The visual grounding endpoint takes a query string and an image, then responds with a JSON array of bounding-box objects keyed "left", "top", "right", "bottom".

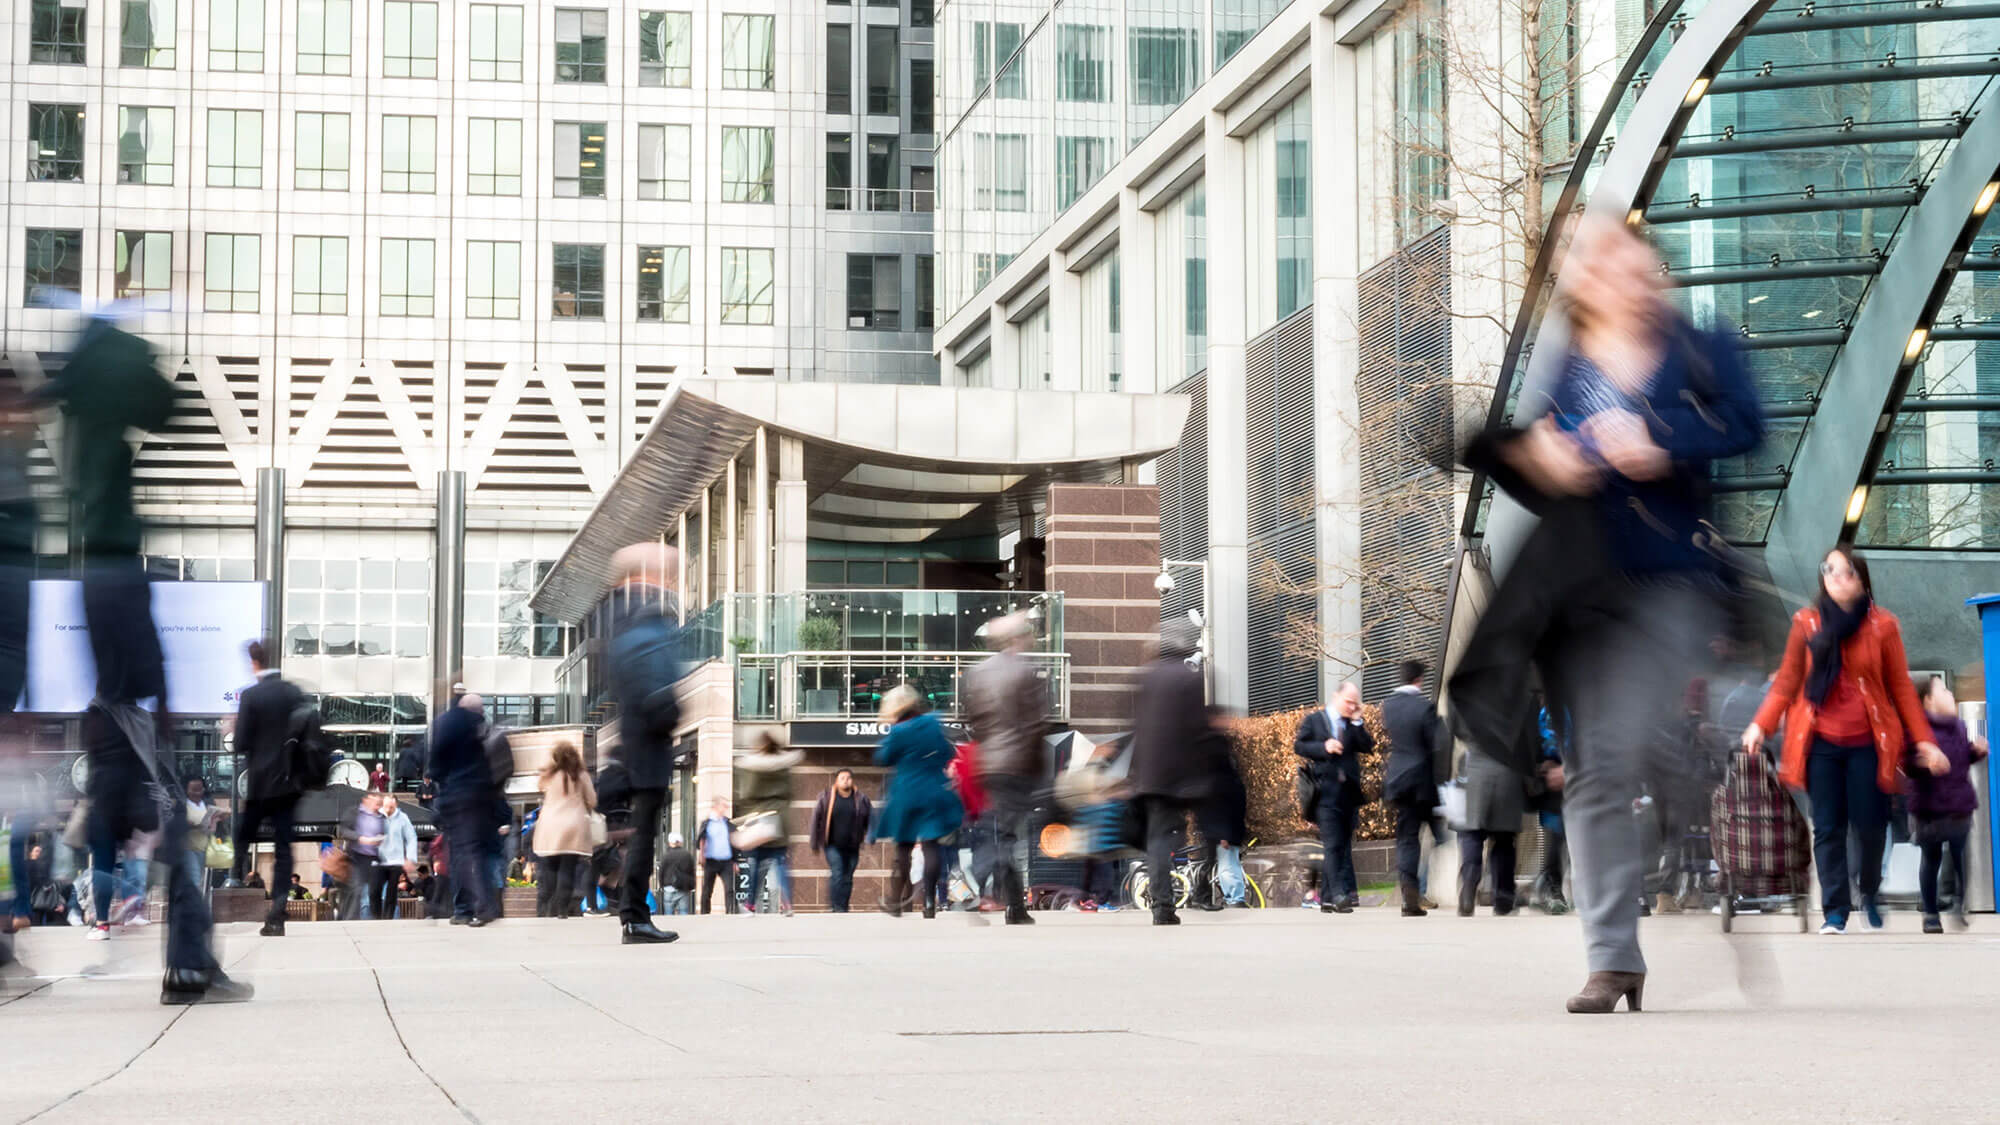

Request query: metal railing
[
  {"left": 734, "top": 650, "right": 1067, "bottom": 723},
  {"left": 825, "top": 185, "right": 935, "bottom": 213}
]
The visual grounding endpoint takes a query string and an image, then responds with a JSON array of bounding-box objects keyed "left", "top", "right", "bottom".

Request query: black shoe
[
  {"left": 1341, "top": 896, "right": 1361, "bottom": 909},
  {"left": 1229, "top": 901, "right": 1251, "bottom": 909},
  {"left": 161, "top": 969, "right": 255, "bottom": 1006},
  {"left": 1402, "top": 905, "right": 1428, "bottom": 917},
  {"left": 621, "top": 922, "right": 680, "bottom": 945},
  {"left": 1200, "top": 900, "right": 1225, "bottom": 912},
  {"left": 466, "top": 916, "right": 493, "bottom": 928},
  {"left": 1321, "top": 901, "right": 1352, "bottom": 914},
  {"left": 259, "top": 920, "right": 285, "bottom": 937},
  {"left": 449, "top": 915, "right": 471, "bottom": 926},
  {"left": 1924, "top": 914, "right": 1944, "bottom": 935},
  {"left": 1152, "top": 911, "right": 1180, "bottom": 926},
  {"left": 922, "top": 903, "right": 937, "bottom": 920},
  {"left": 1004, "top": 908, "right": 1035, "bottom": 925}
]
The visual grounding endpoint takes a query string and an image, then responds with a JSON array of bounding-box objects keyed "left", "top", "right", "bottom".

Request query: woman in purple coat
[{"left": 1907, "top": 677, "right": 1989, "bottom": 933}]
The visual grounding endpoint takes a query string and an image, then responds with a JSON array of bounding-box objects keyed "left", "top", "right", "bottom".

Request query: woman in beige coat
[{"left": 535, "top": 743, "right": 598, "bottom": 918}]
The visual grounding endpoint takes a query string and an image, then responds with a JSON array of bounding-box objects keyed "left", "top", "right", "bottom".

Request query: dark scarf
[{"left": 1805, "top": 594, "right": 1870, "bottom": 708}]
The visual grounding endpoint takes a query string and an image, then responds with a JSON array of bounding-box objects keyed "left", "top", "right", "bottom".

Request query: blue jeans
[
  {"left": 746, "top": 845, "right": 792, "bottom": 912},
  {"left": 1808, "top": 739, "right": 1887, "bottom": 926},
  {"left": 1216, "top": 843, "right": 1246, "bottom": 904},
  {"left": 824, "top": 845, "right": 859, "bottom": 912}
]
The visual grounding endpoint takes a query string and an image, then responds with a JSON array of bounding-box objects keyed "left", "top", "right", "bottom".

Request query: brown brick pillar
[{"left": 1045, "top": 484, "right": 1161, "bottom": 738}]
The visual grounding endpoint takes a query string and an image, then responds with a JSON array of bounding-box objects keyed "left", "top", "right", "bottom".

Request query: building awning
[{"left": 530, "top": 380, "right": 1191, "bottom": 623}]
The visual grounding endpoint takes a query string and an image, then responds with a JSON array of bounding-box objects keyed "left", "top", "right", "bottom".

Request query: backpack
[
  {"left": 1295, "top": 763, "right": 1321, "bottom": 822},
  {"left": 483, "top": 725, "right": 515, "bottom": 787},
  {"left": 284, "top": 702, "right": 333, "bottom": 792}
]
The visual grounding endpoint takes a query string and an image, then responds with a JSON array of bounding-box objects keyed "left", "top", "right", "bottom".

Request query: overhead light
[
  {"left": 1846, "top": 485, "right": 1868, "bottom": 524},
  {"left": 1683, "top": 76, "right": 1710, "bottom": 107},
  {"left": 1626, "top": 208, "right": 1644, "bottom": 226},
  {"left": 1905, "top": 326, "right": 1929, "bottom": 360},
  {"left": 1747, "top": 294, "right": 1768, "bottom": 304},
  {"left": 1801, "top": 309, "right": 1822, "bottom": 319},
  {"left": 1977, "top": 181, "right": 2000, "bottom": 216}
]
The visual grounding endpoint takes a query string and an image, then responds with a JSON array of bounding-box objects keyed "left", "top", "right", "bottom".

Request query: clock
[
  {"left": 329, "top": 759, "right": 369, "bottom": 789},
  {"left": 69, "top": 754, "right": 89, "bottom": 795}
]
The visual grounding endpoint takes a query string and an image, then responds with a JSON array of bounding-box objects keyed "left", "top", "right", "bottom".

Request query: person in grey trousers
[{"left": 962, "top": 613, "right": 1048, "bottom": 926}]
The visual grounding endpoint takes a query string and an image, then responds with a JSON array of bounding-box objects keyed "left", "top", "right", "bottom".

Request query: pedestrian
[
  {"left": 604, "top": 542, "right": 685, "bottom": 945},
  {"left": 533, "top": 741, "right": 597, "bottom": 919},
  {"left": 734, "top": 732, "right": 802, "bottom": 916},
  {"left": 951, "top": 740, "right": 1000, "bottom": 910},
  {"left": 1457, "top": 738, "right": 1527, "bottom": 917},
  {"left": 1907, "top": 676, "right": 1985, "bottom": 934},
  {"left": 962, "top": 612, "right": 1049, "bottom": 926},
  {"left": 1532, "top": 707, "right": 1571, "bottom": 914},
  {"left": 182, "top": 777, "right": 217, "bottom": 886},
  {"left": 1130, "top": 622, "right": 1223, "bottom": 926},
  {"left": 871, "top": 686, "right": 965, "bottom": 919},
  {"left": 809, "top": 768, "right": 874, "bottom": 913},
  {"left": 1742, "top": 545, "right": 1941, "bottom": 935},
  {"left": 696, "top": 799, "right": 740, "bottom": 915},
  {"left": 657, "top": 833, "right": 695, "bottom": 916},
  {"left": 1197, "top": 712, "right": 1250, "bottom": 910},
  {"left": 1293, "top": 682, "right": 1371, "bottom": 914},
  {"left": 375, "top": 794, "right": 419, "bottom": 920},
  {"left": 339, "top": 790, "right": 387, "bottom": 920},
  {"left": 230, "top": 639, "right": 308, "bottom": 937},
  {"left": 368, "top": 763, "right": 390, "bottom": 794},
  {"left": 1380, "top": 660, "right": 1447, "bottom": 917},
  {"left": 287, "top": 873, "right": 311, "bottom": 901},
  {"left": 430, "top": 692, "right": 500, "bottom": 927}
]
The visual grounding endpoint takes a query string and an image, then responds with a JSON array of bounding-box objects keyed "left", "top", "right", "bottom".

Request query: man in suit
[
  {"left": 1295, "top": 682, "right": 1371, "bottom": 913},
  {"left": 606, "top": 543, "right": 684, "bottom": 945},
  {"left": 963, "top": 612, "right": 1049, "bottom": 926},
  {"left": 1381, "top": 660, "right": 1447, "bottom": 917},
  {"left": 232, "top": 639, "right": 308, "bottom": 937},
  {"left": 1128, "top": 622, "right": 1220, "bottom": 926}
]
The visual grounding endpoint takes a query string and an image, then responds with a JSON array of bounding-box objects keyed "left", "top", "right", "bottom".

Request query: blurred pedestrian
[
  {"left": 810, "top": 768, "right": 873, "bottom": 913},
  {"left": 962, "top": 612, "right": 1048, "bottom": 925},
  {"left": 696, "top": 799, "right": 739, "bottom": 915},
  {"left": 231, "top": 640, "right": 307, "bottom": 936},
  {"left": 1130, "top": 623, "right": 1222, "bottom": 926},
  {"left": 1453, "top": 215, "right": 1765, "bottom": 1013},
  {"left": 534, "top": 741, "right": 597, "bottom": 919},
  {"left": 1197, "top": 711, "right": 1249, "bottom": 910},
  {"left": 604, "top": 543, "right": 685, "bottom": 945},
  {"left": 871, "top": 686, "right": 964, "bottom": 919},
  {"left": 1294, "top": 683, "right": 1370, "bottom": 914},
  {"left": 375, "top": 794, "right": 419, "bottom": 920},
  {"left": 1908, "top": 676, "right": 1985, "bottom": 933},
  {"left": 1456, "top": 744, "right": 1525, "bottom": 917},
  {"left": 339, "top": 790, "right": 387, "bottom": 920},
  {"left": 1533, "top": 707, "right": 1571, "bottom": 914},
  {"left": 182, "top": 777, "right": 218, "bottom": 889},
  {"left": 656, "top": 832, "right": 695, "bottom": 916},
  {"left": 735, "top": 731, "right": 802, "bottom": 916},
  {"left": 1743, "top": 546, "right": 1939, "bottom": 935},
  {"left": 1381, "top": 660, "right": 1446, "bottom": 917},
  {"left": 431, "top": 692, "right": 499, "bottom": 926}
]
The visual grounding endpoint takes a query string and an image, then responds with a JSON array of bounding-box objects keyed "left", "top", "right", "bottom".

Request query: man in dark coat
[
  {"left": 809, "top": 768, "right": 874, "bottom": 913},
  {"left": 231, "top": 640, "right": 308, "bottom": 934},
  {"left": 1380, "top": 660, "right": 1447, "bottom": 916},
  {"left": 428, "top": 692, "right": 497, "bottom": 925},
  {"left": 1128, "top": 622, "right": 1217, "bottom": 926},
  {"left": 605, "top": 543, "right": 685, "bottom": 944},
  {"left": 1294, "top": 682, "right": 1372, "bottom": 913},
  {"left": 962, "top": 612, "right": 1048, "bottom": 926}
]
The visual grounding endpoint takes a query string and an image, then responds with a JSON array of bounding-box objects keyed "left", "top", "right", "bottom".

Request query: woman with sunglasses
[{"left": 1743, "top": 545, "right": 1940, "bottom": 934}]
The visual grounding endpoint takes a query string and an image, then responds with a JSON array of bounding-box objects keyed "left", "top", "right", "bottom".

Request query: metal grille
[
  {"left": 1156, "top": 371, "right": 1207, "bottom": 626},
  {"left": 1357, "top": 228, "right": 1454, "bottom": 701},
  {"left": 1246, "top": 306, "right": 1318, "bottom": 714}
]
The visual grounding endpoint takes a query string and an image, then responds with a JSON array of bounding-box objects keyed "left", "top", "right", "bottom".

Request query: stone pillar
[
  {"left": 752, "top": 427, "right": 771, "bottom": 640},
  {"left": 1045, "top": 484, "right": 1162, "bottom": 738},
  {"left": 1119, "top": 186, "right": 1158, "bottom": 395},
  {"left": 432, "top": 470, "right": 466, "bottom": 714},
  {"left": 1310, "top": 19, "right": 1364, "bottom": 696},
  {"left": 1048, "top": 249, "right": 1083, "bottom": 392},
  {"left": 774, "top": 435, "right": 808, "bottom": 594},
  {"left": 675, "top": 511, "right": 689, "bottom": 624},
  {"left": 254, "top": 467, "right": 285, "bottom": 659},
  {"left": 724, "top": 456, "right": 739, "bottom": 647},
  {"left": 1202, "top": 111, "right": 1252, "bottom": 714}
]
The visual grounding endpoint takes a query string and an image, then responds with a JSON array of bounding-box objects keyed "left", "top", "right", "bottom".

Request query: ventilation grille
[
  {"left": 1157, "top": 371, "right": 1207, "bottom": 627},
  {"left": 462, "top": 364, "right": 594, "bottom": 496},
  {"left": 1245, "top": 306, "right": 1318, "bottom": 715}
]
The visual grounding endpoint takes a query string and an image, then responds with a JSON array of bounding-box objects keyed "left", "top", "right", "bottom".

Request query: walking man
[
  {"left": 696, "top": 799, "right": 739, "bottom": 915},
  {"left": 605, "top": 542, "right": 685, "bottom": 945},
  {"left": 1380, "top": 661, "right": 1446, "bottom": 917},
  {"left": 963, "top": 612, "right": 1048, "bottom": 926},
  {"left": 375, "top": 794, "right": 419, "bottom": 919},
  {"left": 656, "top": 833, "right": 696, "bottom": 916},
  {"left": 233, "top": 640, "right": 308, "bottom": 936},
  {"left": 1295, "top": 683, "right": 1371, "bottom": 913},
  {"left": 810, "top": 768, "right": 873, "bottom": 913},
  {"left": 429, "top": 692, "right": 499, "bottom": 926},
  {"left": 1128, "top": 622, "right": 1222, "bottom": 926}
]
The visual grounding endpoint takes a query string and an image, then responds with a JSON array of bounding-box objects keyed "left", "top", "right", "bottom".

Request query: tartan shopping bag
[{"left": 1710, "top": 750, "right": 1810, "bottom": 896}]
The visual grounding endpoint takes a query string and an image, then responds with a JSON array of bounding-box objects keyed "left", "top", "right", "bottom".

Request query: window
[
  {"left": 204, "top": 233, "right": 260, "bottom": 312},
  {"left": 380, "top": 238, "right": 434, "bottom": 316},
  {"left": 552, "top": 244, "right": 604, "bottom": 319},
  {"left": 910, "top": 164, "right": 934, "bottom": 212},
  {"left": 720, "top": 248, "right": 774, "bottom": 324},
  {"left": 1056, "top": 135, "right": 1107, "bottom": 210},
  {"left": 468, "top": 4, "right": 522, "bottom": 80},
  {"left": 865, "top": 26, "right": 898, "bottom": 115},
  {"left": 720, "top": 126, "right": 774, "bottom": 203},
  {"left": 206, "top": 109, "right": 262, "bottom": 188},
  {"left": 121, "top": 0, "right": 175, "bottom": 67},
  {"left": 29, "top": 104, "right": 85, "bottom": 183},
  {"left": 209, "top": 0, "right": 263, "bottom": 71},
  {"left": 722, "top": 14, "right": 774, "bottom": 90},
  {"left": 25, "top": 229, "right": 82, "bottom": 308},
  {"left": 915, "top": 254, "right": 934, "bottom": 330},
  {"left": 637, "top": 245, "right": 690, "bottom": 322},
  {"left": 382, "top": 0, "right": 435, "bottom": 76},
  {"left": 976, "top": 133, "right": 1028, "bottom": 211},
  {"left": 297, "top": 0, "right": 349, "bottom": 73},
  {"left": 382, "top": 115, "right": 436, "bottom": 193},
  {"left": 295, "top": 111, "right": 349, "bottom": 190},
  {"left": 555, "top": 8, "right": 607, "bottom": 83},
  {"left": 468, "top": 118, "right": 521, "bottom": 195},
  {"left": 288, "top": 552, "right": 432, "bottom": 662},
  {"left": 1079, "top": 249, "right": 1120, "bottom": 391},
  {"left": 1058, "top": 24, "right": 1110, "bottom": 102},
  {"left": 846, "top": 254, "right": 898, "bottom": 330},
  {"left": 1215, "top": 0, "right": 1283, "bottom": 70},
  {"left": 114, "top": 230, "right": 172, "bottom": 304},
  {"left": 1394, "top": 0, "right": 1447, "bottom": 242},
  {"left": 466, "top": 241, "right": 519, "bottom": 318},
  {"left": 827, "top": 24, "right": 851, "bottom": 115},
  {"left": 827, "top": 132, "right": 851, "bottom": 210},
  {"left": 467, "top": 561, "right": 563, "bottom": 659},
  {"left": 555, "top": 122, "right": 607, "bottom": 198},
  {"left": 31, "top": 0, "right": 87, "bottom": 64},
  {"left": 116, "top": 106, "right": 173, "bottom": 185},
  {"left": 638, "top": 11, "right": 691, "bottom": 86},
  {"left": 973, "top": 22, "right": 1024, "bottom": 98},
  {"left": 637, "top": 124, "right": 689, "bottom": 201},
  {"left": 1128, "top": 25, "right": 1198, "bottom": 145},
  {"left": 866, "top": 134, "right": 898, "bottom": 211},
  {"left": 293, "top": 236, "right": 347, "bottom": 315},
  {"left": 910, "top": 59, "right": 934, "bottom": 133},
  {"left": 1243, "top": 95, "right": 1311, "bottom": 331},
  {"left": 911, "top": 0, "right": 932, "bottom": 27},
  {"left": 1154, "top": 178, "right": 1206, "bottom": 385}
]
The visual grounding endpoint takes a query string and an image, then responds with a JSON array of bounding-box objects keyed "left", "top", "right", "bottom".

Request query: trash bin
[
  {"left": 1963, "top": 595, "right": 2000, "bottom": 912},
  {"left": 1962, "top": 701, "right": 1993, "bottom": 913}
]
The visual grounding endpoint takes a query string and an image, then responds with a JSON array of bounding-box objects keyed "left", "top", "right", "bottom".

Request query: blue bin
[{"left": 1964, "top": 594, "right": 2000, "bottom": 910}]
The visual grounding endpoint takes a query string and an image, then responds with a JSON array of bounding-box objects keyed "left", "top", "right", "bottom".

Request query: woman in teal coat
[{"left": 872, "top": 685, "right": 966, "bottom": 918}]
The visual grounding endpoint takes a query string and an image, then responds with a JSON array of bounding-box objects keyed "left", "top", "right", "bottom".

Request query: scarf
[{"left": 1805, "top": 594, "right": 1870, "bottom": 708}]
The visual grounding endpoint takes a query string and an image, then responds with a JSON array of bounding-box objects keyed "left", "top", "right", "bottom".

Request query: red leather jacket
[{"left": 1753, "top": 605, "right": 1935, "bottom": 795}]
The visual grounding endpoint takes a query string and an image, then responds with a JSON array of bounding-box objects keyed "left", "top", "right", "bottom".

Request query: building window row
[
  {"left": 845, "top": 252, "right": 934, "bottom": 332},
  {"left": 28, "top": 107, "right": 768, "bottom": 204},
  {"left": 25, "top": 228, "right": 752, "bottom": 325},
  {"left": 33, "top": 0, "right": 770, "bottom": 90}
]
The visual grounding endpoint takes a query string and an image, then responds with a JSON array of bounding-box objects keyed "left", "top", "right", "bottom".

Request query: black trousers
[
  {"left": 234, "top": 794, "right": 300, "bottom": 923},
  {"left": 1142, "top": 796, "right": 1192, "bottom": 916},
  {"left": 539, "top": 854, "right": 584, "bottom": 917},
  {"left": 1459, "top": 830, "right": 1518, "bottom": 913},
  {"left": 1391, "top": 798, "right": 1439, "bottom": 886},
  {"left": 984, "top": 774, "right": 1036, "bottom": 912},
  {"left": 1318, "top": 802, "right": 1360, "bottom": 902},
  {"left": 700, "top": 857, "right": 739, "bottom": 914},
  {"left": 440, "top": 800, "right": 496, "bottom": 921},
  {"left": 620, "top": 787, "right": 665, "bottom": 924},
  {"left": 368, "top": 865, "right": 399, "bottom": 919}
]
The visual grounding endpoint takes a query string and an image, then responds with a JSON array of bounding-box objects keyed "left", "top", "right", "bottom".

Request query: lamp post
[{"left": 1155, "top": 559, "right": 1211, "bottom": 701}]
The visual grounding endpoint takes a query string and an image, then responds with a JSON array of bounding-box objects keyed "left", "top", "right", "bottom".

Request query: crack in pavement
[
  {"left": 519, "top": 963, "right": 693, "bottom": 1056},
  {"left": 351, "top": 933, "right": 482, "bottom": 1124},
  {"left": 14, "top": 1004, "right": 190, "bottom": 1124}
]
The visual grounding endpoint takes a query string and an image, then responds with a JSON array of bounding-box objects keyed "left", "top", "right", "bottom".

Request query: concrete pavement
[{"left": 1, "top": 904, "right": 1994, "bottom": 1123}]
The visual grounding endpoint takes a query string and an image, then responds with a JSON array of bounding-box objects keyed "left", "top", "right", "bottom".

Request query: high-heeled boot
[{"left": 1565, "top": 971, "right": 1645, "bottom": 1014}]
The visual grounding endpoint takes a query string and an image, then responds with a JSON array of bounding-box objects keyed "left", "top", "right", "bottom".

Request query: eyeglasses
[{"left": 1820, "top": 562, "right": 1856, "bottom": 580}]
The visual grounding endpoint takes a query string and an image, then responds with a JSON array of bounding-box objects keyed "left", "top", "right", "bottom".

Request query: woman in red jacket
[{"left": 1742, "top": 545, "right": 1940, "bottom": 934}]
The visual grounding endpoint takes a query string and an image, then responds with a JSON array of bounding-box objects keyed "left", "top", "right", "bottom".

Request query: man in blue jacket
[{"left": 429, "top": 692, "right": 497, "bottom": 926}]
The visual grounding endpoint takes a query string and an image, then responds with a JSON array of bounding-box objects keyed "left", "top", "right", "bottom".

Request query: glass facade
[
  {"left": 1244, "top": 94, "right": 1310, "bottom": 332},
  {"left": 1154, "top": 177, "right": 1206, "bottom": 387},
  {"left": 1078, "top": 249, "right": 1120, "bottom": 391}
]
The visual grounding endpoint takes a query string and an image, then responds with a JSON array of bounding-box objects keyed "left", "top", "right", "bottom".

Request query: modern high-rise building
[{"left": 4, "top": 0, "right": 939, "bottom": 761}]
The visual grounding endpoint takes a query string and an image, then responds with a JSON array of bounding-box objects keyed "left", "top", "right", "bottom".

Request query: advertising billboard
[{"left": 23, "top": 580, "right": 265, "bottom": 715}]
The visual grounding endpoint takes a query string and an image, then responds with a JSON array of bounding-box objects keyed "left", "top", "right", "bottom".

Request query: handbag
[
  {"left": 730, "top": 811, "right": 781, "bottom": 852},
  {"left": 63, "top": 800, "right": 91, "bottom": 850},
  {"left": 30, "top": 880, "right": 66, "bottom": 916},
  {"left": 1436, "top": 780, "right": 1469, "bottom": 831},
  {"left": 1295, "top": 764, "right": 1321, "bottom": 821},
  {"left": 321, "top": 846, "right": 353, "bottom": 884},
  {"left": 587, "top": 811, "right": 608, "bottom": 848},
  {"left": 204, "top": 835, "right": 236, "bottom": 871}
]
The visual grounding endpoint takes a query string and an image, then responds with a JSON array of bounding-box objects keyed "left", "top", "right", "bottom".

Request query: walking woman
[
  {"left": 1742, "top": 546, "right": 1940, "bottom": 934},
  {"left": 534, "top": 742, "right": 597, "bottom": 918},
  {"left": 872, "top": 686, "right": 964, "bottom": 918}
]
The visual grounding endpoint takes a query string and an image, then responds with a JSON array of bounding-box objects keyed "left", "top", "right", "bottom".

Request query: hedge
[{"left": 1227, "top": 705, "right": 1395, "bottom": 843}]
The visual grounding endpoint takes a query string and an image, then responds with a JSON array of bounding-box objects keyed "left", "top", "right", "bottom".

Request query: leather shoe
[
  {"left": 449, "top": 915, "right": 471, "bottom": 926},
  {"left": 621, "top": 922, "right": 680, "bottom": 944},
  {"left": 162, "top": 968, "right": 256, "bottom": 1006},
  {"left": 259, "top": 920, "right": 285, "bottom": 937},
  {"left": 1004, "top": 908, "right": 1035, "bottom": 925},
  {"left": 1152, "top": 911, "right": 1180, "bottom": 926},
  {"left": 466, "top": 916, "right": 493, "bottom": 928},
  {"left": 1321, "top": 901, "right": 1353, "bottom": 914}
]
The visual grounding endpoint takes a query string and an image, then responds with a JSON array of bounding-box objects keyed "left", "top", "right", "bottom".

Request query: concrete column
[
  {"left": 1202, "top": 111, "right": 1251, "bottom": 714},
  {"left": 988, "top": 306, "right": 1020, "bottom": 390},
  {"left": 431, "top": 470, "right": 467, "bottom": 714},
  {"left": 699, "top": 485, "right": 713, "bottom": 612},
  {"left": 1310, "top": 19, "right": 1363, "bottom": 695},
  {"left": 775, "top": 435, "right": 808, "bottom": 594},
  {"left": 1048, "top": 250, "right": 1084, "bottom": 391},
  {"left": 723, "top": 456, "right": 739, "bottom": 647},
  {"left": 675, "top": 511, "right": 689, "bottom": 624},
  {"left": 1119, "top": 187, "right": 1158, "bottom": 394},
  {"left": 254, "top": 467, "right": 285, "bottom": 659},
  {"left": 752, "top": 427, "right": 771, "bottom": 641}
]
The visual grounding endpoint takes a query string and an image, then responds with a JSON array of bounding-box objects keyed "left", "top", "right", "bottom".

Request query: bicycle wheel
[
  {"left": 1170, "top": 868, "right": 1193, "bottom": 909},
  {"left": 1127, "top": 869, "right": 1152, "bottom": 910},
  {"left": 1243, "top": 874, "right": 1267, "bottom": 909}
]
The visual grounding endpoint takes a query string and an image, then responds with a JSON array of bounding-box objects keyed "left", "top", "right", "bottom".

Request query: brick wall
[{"left": 1045, "top": 484, "right": 1161, "bottom": 738}]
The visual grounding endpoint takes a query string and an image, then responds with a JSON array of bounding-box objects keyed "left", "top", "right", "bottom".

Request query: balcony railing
[
  {"left": 734, "top": 650, "right": 1067, "bottom": 723},
  {"left": 825, "top": 186, "right": 935, "bottom": 213}
]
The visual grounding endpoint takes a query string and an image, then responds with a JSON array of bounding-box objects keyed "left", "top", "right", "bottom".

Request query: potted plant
[{"left": 797, "top": 613, "right": 842, "bottom": 651}]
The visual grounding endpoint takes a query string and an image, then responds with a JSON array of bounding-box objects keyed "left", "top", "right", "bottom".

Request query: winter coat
[
  {"left": 1907, "top": 714, "right": 1986, "bottom": 821},
  {"left": 1294, "top": 708, "right": 1372, "bottom": 814},
  {"left": 963, "top": 650, "right": 1049, "bottom": 779},
  {"left": 535, "top": 769, "right": 598, "bottom": 857},
  {"left": 1752, "top": 604, "right": 1935, "bottom": 795},
  {"left": 1130, "top": 658, "right": 1217, "bottom": 801},
  {"left": 733, "top": 748, "right": 803, "bottom": 821},
  {"left": 809, "top": 787, "right": 874, "bottom": 853},
  {"left": 1461, "top": 747, "right": 1529, "bottom": 834},
  {"left": 872, "top": 712, "right": 966, "bottom": 844}
]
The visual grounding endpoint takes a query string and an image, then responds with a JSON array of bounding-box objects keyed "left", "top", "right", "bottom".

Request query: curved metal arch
[{"left": 1762, "top": 98, "right": 2000, "bottom": 592}]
